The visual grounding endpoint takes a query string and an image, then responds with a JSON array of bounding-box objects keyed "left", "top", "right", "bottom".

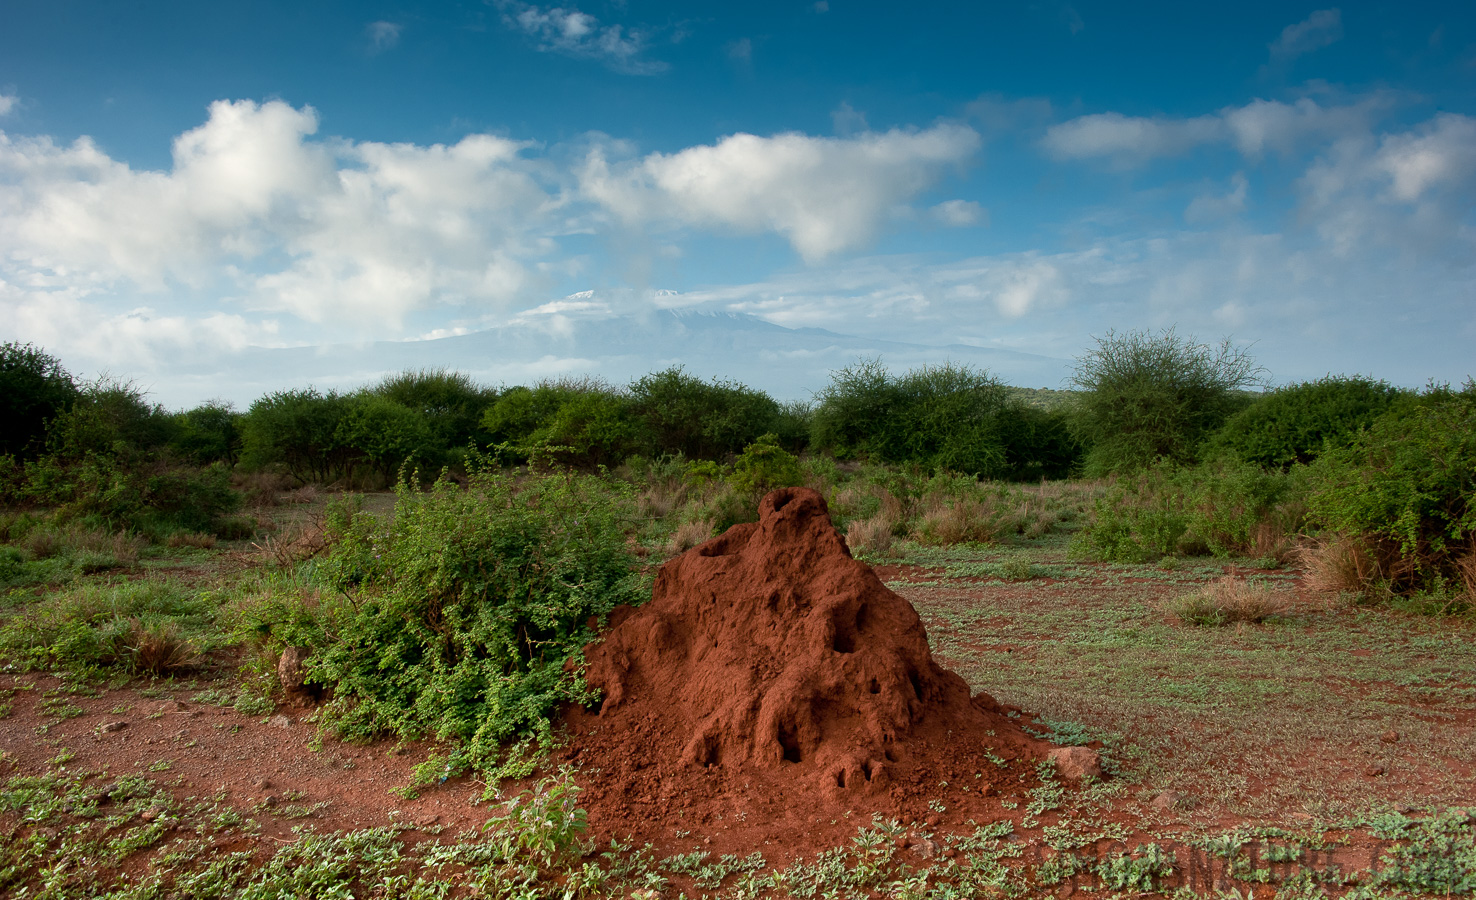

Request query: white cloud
[
  {"left": 830, "top": 101, "right": 867, "bottom": 136},
  {"left": 1041, "top": 111, "right": 1223, "bottom": 165},
  {"left": 1375, "top": 113, "right": 1476, "bottom": 202},
  {"left": 930, "top": 199, "right": 984, "bottom": 226},
  {"left": 496, "top": 2, "right": 667, "bottom": 74},
  {"left": 0, "top": 99, "right": 561, "bottom": 341},
  {"left": 1044, "top": 95, "right": 1388, "bottom": 166},
  {"left": 366, "top": 21, "right": 402, "bottom": 53},
  {"left": 0, "top": 93, "right": 16, "bottom": 117},
  {"left": 1185, "top": 172, "right": 1249, "bottom": 222},
  {"left": 580, "top": 124, "right": 982, "bottom": 261},
  {"left": 1269, "top": 9, "right": 1343, "bottom": 65}
]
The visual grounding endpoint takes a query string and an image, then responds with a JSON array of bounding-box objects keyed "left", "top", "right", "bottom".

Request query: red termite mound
[{"left": 561, "top": 487, "right": 1048, "bottom": 850}]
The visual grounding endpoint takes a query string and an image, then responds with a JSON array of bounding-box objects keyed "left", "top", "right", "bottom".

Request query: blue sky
[{"left": 1, "top": 1, "right": 1473, "bottom": 405}]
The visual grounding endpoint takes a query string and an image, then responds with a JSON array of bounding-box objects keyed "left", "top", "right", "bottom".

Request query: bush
[
  {"left": 240, "top": 388, "right": 354, "bottom": 484},
  {"left": 1070, "top": 328, "right": 1262, "bottom": 475},
  {"left": 1074, "top": 460, "right": 1301, "bottom": 563},
  {"left": 628, "top": 367, "right": 782, "bottom": 460},
  {"left": 1209, "top": 376, "right": 1410, "bottom": 469},
  {"left": 728, "top": 433, "right": 803, "bottom": 498},
  {"left": 334, "top": 393, "right": 436, "bottom": 482},
  {"left": 169, "top": 401, "right": 243, "bottom": 466},
  {"left": 371, "top": 368, "right": 497, "bottom": 451},
  {"left": 482, "top": 379, "right": 638, "bottom": 467},
  {"left": 308, "top": 470, "right": 645, "bottom": 779},
  {"left": 0, "top": 342, "right": 78, "bottom": 460},
  {"left": 811, "top": 360, "right": 1026, "bottom": 479},
  {"left": 1304, "top": 383, "right": 1476, "bottom": 603}
]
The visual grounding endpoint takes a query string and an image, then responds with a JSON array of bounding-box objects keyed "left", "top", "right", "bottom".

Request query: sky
[{"left": 1, "top": 0, "right": 1473, "bottom": 406}]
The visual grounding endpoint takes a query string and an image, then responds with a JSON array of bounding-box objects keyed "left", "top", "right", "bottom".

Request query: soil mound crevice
[{"left": 563, "top": 487, "right": 1048, "bottom": 845}]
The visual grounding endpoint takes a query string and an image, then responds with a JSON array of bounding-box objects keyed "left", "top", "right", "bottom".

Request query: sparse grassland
[{"left": 1, "top": 467, "right": 1473, "bottom": 899}]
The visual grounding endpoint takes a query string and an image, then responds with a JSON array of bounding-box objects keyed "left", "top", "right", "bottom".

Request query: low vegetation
[{"left": 0, "top": 333, "right": 1472, "bottom": 896}]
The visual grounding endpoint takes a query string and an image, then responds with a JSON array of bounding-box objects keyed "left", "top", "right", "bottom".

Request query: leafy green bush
[
  {"left": 334, "top": 393, "right": 435, "bottom": 481},
  {"left": 1304, "top": 384, "right": 1476, "bottom": 602},
  {"left": 308, "top": 470, "right": 644, "bottom": 780},
  {"left": 728, "top": 434, "right": 803, "bottom": 498},
  {"left": 811, "top": 359, "right": 1028, "bottom": 479},
  {"left": 239, "top": 388, "right": 354, "bottom": 484},
  {"left": 1070, "top": 328, "right": 1262, "bottom": 475},
  {"left": 0, "top": 342, "right": 79, "bottom": 461},
  {"left": 481, "top": 379, "right": 639, "bottom": 467},
  {"left": 371, "top": 368, "right": 497, "bottom": 451},
  {"left": 168, "top": 401, "right": 243, "bottom": 466},
  {"left": 1209, "top": 376, "right": 1410, "bottom": 469},
  {"left": 628, "top": 367, "right": 783, "bottom": 460},
  {"left": 1075, "top": 459, "right": 1300, "bottom": 563}
]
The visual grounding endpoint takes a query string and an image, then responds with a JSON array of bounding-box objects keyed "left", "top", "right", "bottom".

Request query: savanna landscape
[{"left": 1, "top": 332, "right": 1473, "bottom": 899}]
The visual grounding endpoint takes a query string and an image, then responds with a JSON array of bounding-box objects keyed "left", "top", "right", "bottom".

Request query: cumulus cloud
[
  {"left": 366, "top": 21, "right": 402, "bottom": 53},
  {"left": 1298, "top": 112, "right": 1476, "bottom": 255},
  {"left": 496, "top": 1, "right": 667, "bottom": 74},
  {"left": 0, "top": 93, "right": 16, "bottom": 117},
  {"left": 580, "top": 124, "right": 982, "bottom": 261},
  {"left": 1269, "top": 9, "right": 1343, "bottom": 65},
  {"left": 0, "top": 99, "right": 559, "bottom": 340}
]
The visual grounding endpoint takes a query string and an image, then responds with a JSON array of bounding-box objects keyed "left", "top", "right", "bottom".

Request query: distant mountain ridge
[{"left": 169, "top": 308, "right": 1072, "bottom": 407}]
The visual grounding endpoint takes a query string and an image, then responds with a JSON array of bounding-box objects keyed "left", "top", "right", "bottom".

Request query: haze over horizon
[{"left": 2, "top": 1, "right": 1473, "bottom": 409}]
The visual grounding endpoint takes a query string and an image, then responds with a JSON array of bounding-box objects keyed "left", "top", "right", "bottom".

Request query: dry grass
[
  {"left": 666, "top": 519, "right": 715, "bottom": 556},
  {"left": 914, "top": 496, "right": 1000, "bottom": 545},
  {"left": 846, "top": 513, "right": 896, "bottom": 557},
  {"left": 1248, "top": 519, "right": 1297, "bottom": 566},
  {"left": 1172, "top": 576, "right": 1290, "bottom": 626},
  {"left": 248, "top": 515, "right": 328, "bottom": 566},
  {"left": 166, "top": 532, "right": 218, "bottom": 550},
  {"left": 127, "top": 620, "right": 201, "bottom": 675},
  {"left": 1301, "top": 533, "right": 1383, "bottom": 594}
]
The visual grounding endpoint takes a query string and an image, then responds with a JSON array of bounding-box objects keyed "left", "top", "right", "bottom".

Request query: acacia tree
[{"left": 1070, "top": 328, "right": 1263, "bottom": 475}]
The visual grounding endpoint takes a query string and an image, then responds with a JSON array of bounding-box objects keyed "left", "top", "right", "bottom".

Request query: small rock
[
  {"left": 278, "top": 646, "right": 312, "bottom": 695},
  {"left": 917, "top": 837, "right": 940, "bottom": 859},
  {"left": 140, "top": 807, "right": 161, "bottom": 822},
  {"left": 262, "top": 794, "right": 278, "bottom": 808},
  {"left": 1046, "top": 747, "right": 1102, "bottom": 781},
  {"left": 255, "top": 779, "right": 272, "bottom": 790},
  {"left": 1365, "top": 765, "right": 1384, "bottom": 777},
  {"left": 99, "top": 721, "right": 127, "bottom": 733},
  {"left": 1380, "top": 730, "right": 1400, "bottom": 744},
  {"left": 155, "top": 700, "right": 187, "bottom": 713},
  {"left": 894, "top": 834, "right": 911, "bottom": 850},
  {"left": 1151, "top": 790, "right": 1184, "bottom": 811},
  {"left": 925, "top": 813, "right": 942, "bottom": 827},
  {"left": 268, "top": 714, "right": 291, "bottom": 728}
]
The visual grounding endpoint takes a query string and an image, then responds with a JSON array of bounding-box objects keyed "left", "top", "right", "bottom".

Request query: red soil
[{"left": 561, "top": 487, "right": 1050, "bottom": 855}]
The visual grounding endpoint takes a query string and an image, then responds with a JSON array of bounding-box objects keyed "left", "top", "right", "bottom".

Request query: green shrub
[
  {"left": 1209, "top": 376, "right": 1410, "bottom": 469},
  {"left": 371, "top": 368, "right": 497, "bottom": 450},
  {"left": 811, "top": 359, "right": 1027, "bottom": 479},
  {"left": 308, "top": 469, "right": 644, "bottom": 780},
  {"left": 1304, "top": 384, "right": 1476, "bottom": 601},
  {"left": 240, "top": 388, "right": 354, "bottom": 484},
  {"left": 0, "top": 342, "right": 79, "bottom": 461},
  {"left": 169, "top": 401, "right": 243, "bottom": 466},
  {"left": 728, "top": 434, "right": 803, "bottom": 498},
  {"left": 1075, "top": 460, "right": 1301, "bottom": 563},
  {"left": 628, "top": 367, "right": 783, "bottom": 460},
  {"left": 1069, "top": 328, "right": 1262, "bottom": 475},
  {"left": 334, "top": 393, "right": 435, "bottom": 481}
]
